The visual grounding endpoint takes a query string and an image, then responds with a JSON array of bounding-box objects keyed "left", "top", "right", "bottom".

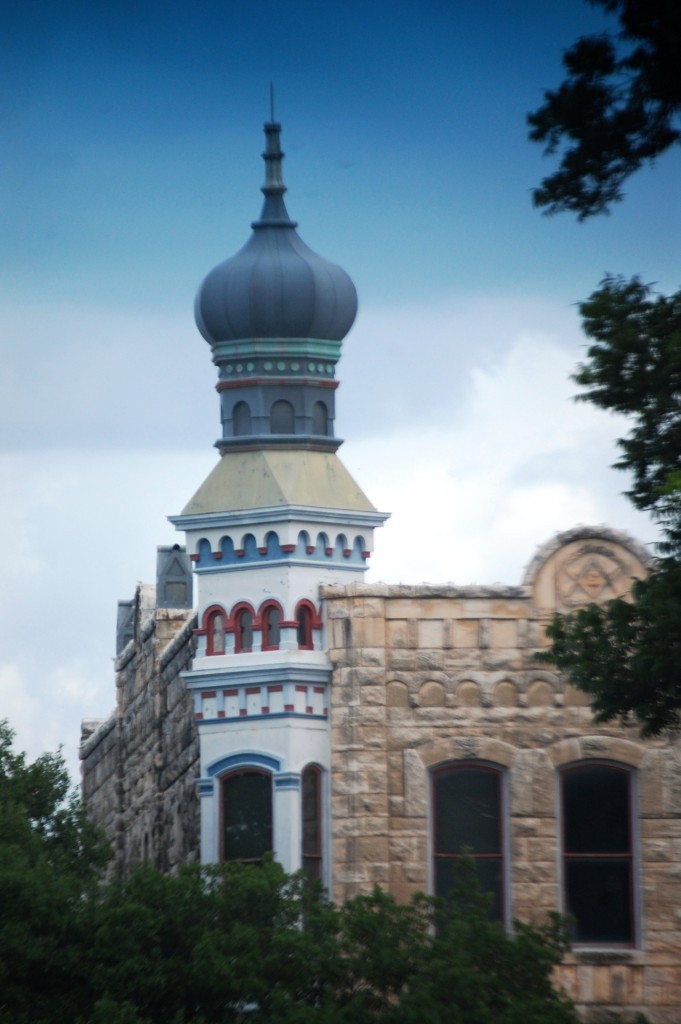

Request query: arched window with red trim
[
  {"left": 260, "top": 601, "right": 282, "bottom": 651},
  {"left": 233, "top": 605, "right": 254, "bottom": 653},
  {"left": 205, "top": 606, "right": 227, "bottom": 655},
  {"left": 295, "top": 600, "right": 316, "bottom": 650},
  {"left": 221, "top": 768, "right": 272, "bottom": 863},
  {"left": 302, "top": 764, "right": 323, "bottom": 881}
]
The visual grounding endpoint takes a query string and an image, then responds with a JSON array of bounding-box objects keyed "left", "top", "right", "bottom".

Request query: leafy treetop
[{"left": 0, "top": 724, "right": 579, "bottom": 1024}]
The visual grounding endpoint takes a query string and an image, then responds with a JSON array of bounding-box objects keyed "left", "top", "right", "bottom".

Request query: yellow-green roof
[{"left": 181, "top": 449, "right": 377, "bottom": 516}]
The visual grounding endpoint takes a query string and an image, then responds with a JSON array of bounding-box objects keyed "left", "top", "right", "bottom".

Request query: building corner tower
[{"left": 169, "top": 116, "right": 388, "bottom": 879}]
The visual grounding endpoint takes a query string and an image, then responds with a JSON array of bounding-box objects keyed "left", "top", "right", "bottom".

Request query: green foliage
[
  {"left": 0, "top": 747, "right": 578, "bottom": 1024},
  {"left": 528, "top": 0, "right": 681, "bottom": 218},
  {"left": 390, "top": 869, "right": 574, "bottom": 1024},
  {"left": 0, "top": 721, "right": 111, "bottom": 1024},
  {"left": 575, "top": 276, "right": 681, "bottom": 541},
  {"left": 334, "top": 887, "right": 432, "bottom": 1018}
]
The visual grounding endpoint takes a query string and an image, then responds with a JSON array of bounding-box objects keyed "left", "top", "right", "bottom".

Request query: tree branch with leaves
[
  {"left": 538, "top": 277, "right": 681, "bottom": 735},
  {"left": 528, "top": 0, "right": 681, "bottom": 218}
]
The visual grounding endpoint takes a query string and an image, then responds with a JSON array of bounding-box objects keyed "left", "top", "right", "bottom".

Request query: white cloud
[{"left": 344, "top": 327, "right": 654, "bottom": 586}]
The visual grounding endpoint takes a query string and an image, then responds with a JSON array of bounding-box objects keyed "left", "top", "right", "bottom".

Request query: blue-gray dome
[{"left": 195, "top": 121, "right": 358, "bottom": 345}]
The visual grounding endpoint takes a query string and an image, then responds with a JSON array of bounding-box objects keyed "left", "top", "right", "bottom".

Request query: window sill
[{"left": 563, "top": 948, "right": 641, "bottom": 965}]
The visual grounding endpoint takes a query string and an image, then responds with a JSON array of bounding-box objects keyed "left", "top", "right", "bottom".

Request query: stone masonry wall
[
  {"left": 81, "top": 586, "right": 200, "bottom": 875},
  {"left": 322, "top": 566, "right": 681, "bottom": 1024}
]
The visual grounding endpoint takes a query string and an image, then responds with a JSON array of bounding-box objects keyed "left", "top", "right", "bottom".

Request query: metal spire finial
[{"left": 253, "top": 91, "right": 297, "bottom": 228}]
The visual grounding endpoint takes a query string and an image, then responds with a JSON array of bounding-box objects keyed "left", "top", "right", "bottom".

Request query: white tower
[{"left": 170, "top": 117, "right": 387, "bottom": 881}]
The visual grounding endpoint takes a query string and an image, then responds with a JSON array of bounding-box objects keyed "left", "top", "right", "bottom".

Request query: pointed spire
[{"left": 253, "top": 95, "right": 297, "bottom": 229}]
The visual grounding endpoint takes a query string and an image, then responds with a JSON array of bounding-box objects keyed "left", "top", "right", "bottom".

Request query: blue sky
[{"left": 2, "top": 0, "right": 679, "bottom": 774}]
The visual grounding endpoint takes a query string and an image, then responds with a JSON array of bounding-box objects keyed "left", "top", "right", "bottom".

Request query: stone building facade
[
  {"left": 81, "top": 116, "right": 681, "bottom": 1022},
  {"left": 81, "top": 582, "right": 199, "bottom": 875},
  {"left": 323, "top": 527, "right": 681, "bottom": 1020}
]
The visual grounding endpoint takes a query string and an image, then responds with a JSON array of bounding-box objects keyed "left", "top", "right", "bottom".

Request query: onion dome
[{"left": 195, "top": 120, "right": 358, "bottom": 345}]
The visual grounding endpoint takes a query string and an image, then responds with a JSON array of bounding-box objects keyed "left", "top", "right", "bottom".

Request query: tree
[
  {"left": 85, "top": 858, "right": 337, "bottom": 1024},
  {"left": 528, "top": 0, "right": 681, "bottom": 218},
  {"left": 538, "top": 277, "right": 681, "bottom": 735},
  {"left": 385, "top": 877, "right": 575, "bottom": 1024},
  {"left": 0, "top": 739, "right": 579, "bottom": 1024},
  {"left": 83, "top": 859, "right": 577, "bottom": 1024},
  {"left": 0, "top": 722, "right": 111, "bottom": 1024},
  {"left": 528, "top": 5, "right": 681, "bottom": 733},
  {"left": 574, "top": 276, "right": 681, "bottom": 530}
]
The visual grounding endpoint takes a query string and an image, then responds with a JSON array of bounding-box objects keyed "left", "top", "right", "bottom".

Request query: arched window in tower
[
  {"left": 261, "top": 602, "right": 282, "bottom": 651},
  {"left": 302, "top": 764, "right": 323, "bottom": 882},
  {"left": 234, "top": 606, "right": 254, "bottom": 653},
  {"left": 432, "top": 763, "right": 505, "bottom": 922},
  {"left": 561, "top": 763, "right": 634, "bottom": 944},
  {"left": 209, "top": 610, "right": 225, "bottom": 651},
  {"left": 233, "top": 401, "right": 252, "bottom": 436},
  {"left": 311, "top": 400, "right": 328, "bottom": 435},
  {"left": 270, "top": 399, "right": 295, "bottom": 434},
  {"left": 204, "top": 606, "right": 226, "bottom": 655},
  {"left": 296, "top": 601, "right": 315, "bottom": 650},
  {"left": 221, "top": 769, "right": 272, "bottom": 863}
]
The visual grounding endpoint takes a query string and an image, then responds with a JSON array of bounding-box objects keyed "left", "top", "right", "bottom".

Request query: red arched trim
[{"left": 294, "top": 599, "right": 322, "bottom": 628}]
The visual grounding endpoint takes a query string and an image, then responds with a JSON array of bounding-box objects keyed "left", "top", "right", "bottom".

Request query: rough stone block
[
  {"left": 489, "top": 620, "right": 517, "bottom": 648},
  {"left": 451, "top": 620, "right": 479, "bottom": 648}
]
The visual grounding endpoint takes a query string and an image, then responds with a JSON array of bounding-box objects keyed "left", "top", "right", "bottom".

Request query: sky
[{"left": 2, "top": 0, "right": 679, "bottom": 780}]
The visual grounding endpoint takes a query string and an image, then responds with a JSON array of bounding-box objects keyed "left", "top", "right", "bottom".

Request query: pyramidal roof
[{"left": 179, "top": 449, "right": 378, "bottom": 517}]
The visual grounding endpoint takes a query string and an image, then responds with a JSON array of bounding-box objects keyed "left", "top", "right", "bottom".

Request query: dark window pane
[
  {"left": 435, "top": 768, "right": 501, "bottom": 854},
  {"left": 565, "top": 859, "right": 633, "bottom": 943},
  {"left": 564, "top": 767, "right": 630, "bottom": 853},
  {"left": 264, "top": 607, "right": 280, "bottom": 648},
  {"left": 435, "top": 856, "right": 503, "bottom": 922},
  {"left": 237, "top": 611, "right": 253, "bottom": 652},
  {"left": 233, "top": 401, "right": 252, "bottom": 436},
  {"left": 311, "top": 401, "right": 328, "bottom": 435},
  {"left": 562, "top": 765, "right": 634, "bottom": 944},
  {"left": 433, "top": 766, "right": 504, "bottom": 923},
  {"left": 297, "top": 607, "right": 312, "bottom": 648},
  {"left": 302, "top": 767, "right": 321, "bottom": 881},
  {"left": 222, "top": 771, "right": 272, "bottom": 862}
]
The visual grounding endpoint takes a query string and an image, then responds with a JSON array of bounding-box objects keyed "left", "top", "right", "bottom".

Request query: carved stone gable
[{"left": 523, "top": 526, "right": 651, "bottom": 617}]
